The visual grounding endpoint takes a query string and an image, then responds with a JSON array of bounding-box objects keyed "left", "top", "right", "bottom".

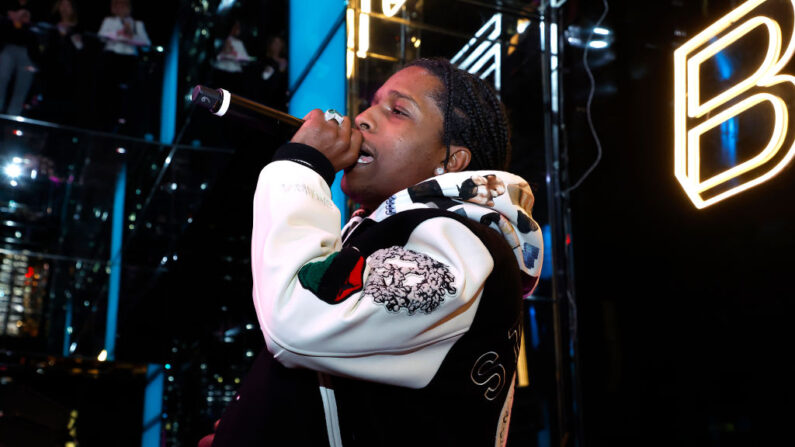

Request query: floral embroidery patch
[{"left": 364, "top": 247, "right": 457, "bottom": 314}]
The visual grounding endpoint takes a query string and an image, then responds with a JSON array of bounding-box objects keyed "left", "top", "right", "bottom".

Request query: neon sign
[
  {"left": 451, "top": 13, "right": 502, "bottom": 92},
  {"left": 674, "top": 0, "right": 795, "bottom": 208}
]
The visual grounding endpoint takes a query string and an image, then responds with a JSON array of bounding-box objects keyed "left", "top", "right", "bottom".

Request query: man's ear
[{"left": 445, "top": 146, "right": 472, "bottom": 172}]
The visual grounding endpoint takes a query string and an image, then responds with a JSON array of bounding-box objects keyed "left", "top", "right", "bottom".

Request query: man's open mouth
[{"left": 357, "top": 148, "right": 374, "bottom": 165}]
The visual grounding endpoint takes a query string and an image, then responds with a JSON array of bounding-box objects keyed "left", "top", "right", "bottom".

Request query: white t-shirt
[{"left": 98, "top": 16, "right": 150, "bottom": 56}]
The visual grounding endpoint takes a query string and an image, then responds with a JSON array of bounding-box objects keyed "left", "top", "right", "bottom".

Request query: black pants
[{"left": 212, "top": 349, "right": 329, "bottom": 446}]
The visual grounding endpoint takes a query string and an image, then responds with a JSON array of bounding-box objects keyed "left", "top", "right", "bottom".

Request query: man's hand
[
  {"left": 197, "top": 419, "right": 220, "bottom": 447},
  {"left": 291, "top": 109, "right": 362, "bottom": 172}
]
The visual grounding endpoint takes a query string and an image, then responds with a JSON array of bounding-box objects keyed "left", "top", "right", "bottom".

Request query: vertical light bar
[
  {"left": 141, "top": 364, "right": 164, "bottom": 447},
  {"left": 62, "top": 292, "right": 73, "bottom": 357},
  {"left": 290, "top": 0, "right": 348, "bottom": 222},
  {"left": 160, "top": 28, "right": 179, "bottom": 145},
  {"left": 347, "top": 7, "right": 356, "bottom": 78},
  {"left": 550, "top": 23, "right": 559, "bottom": 113},
  {"left": 105, "top": 163, "right": 125, "bottom": 362},
  {"left": 517, "top": 329, "right": 530, "bottom": 387},
  {"left": 358, "top": 0, "right": 371, "bottom": 58}
]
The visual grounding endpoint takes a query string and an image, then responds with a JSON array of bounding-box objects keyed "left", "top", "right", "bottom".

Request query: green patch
[{"left": 298, "top": 252, "right": 340, "bottom": 294}]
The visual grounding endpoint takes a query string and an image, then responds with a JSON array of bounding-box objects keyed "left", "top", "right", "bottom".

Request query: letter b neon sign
[{"left": 674, "top": 0, "right": 795, "bottom": 208}]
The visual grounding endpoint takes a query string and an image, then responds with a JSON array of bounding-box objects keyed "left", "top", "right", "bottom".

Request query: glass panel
[{"left": 0, "top": 116, "right": 232, "bottom": 356}]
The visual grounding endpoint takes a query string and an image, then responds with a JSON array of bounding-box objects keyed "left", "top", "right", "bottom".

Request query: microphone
[{"left": 191, "top": 85, "right": 304, "bottom": 131}]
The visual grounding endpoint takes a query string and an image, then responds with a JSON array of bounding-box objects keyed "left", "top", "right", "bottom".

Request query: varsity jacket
[{"left": 249, "top": 143, "right": 543, "bottom": 446}]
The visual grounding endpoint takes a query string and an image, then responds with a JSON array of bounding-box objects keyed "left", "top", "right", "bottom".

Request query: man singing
[{"left": 210, "top": 57, "right": 543, "bottom": 447}]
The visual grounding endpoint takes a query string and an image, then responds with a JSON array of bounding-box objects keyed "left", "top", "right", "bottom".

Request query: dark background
[{"left": 563, "top": 0, "right": 795, "bottom": 445}]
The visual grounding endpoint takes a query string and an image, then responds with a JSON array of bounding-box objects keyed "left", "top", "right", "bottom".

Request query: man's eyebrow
[
  {"left": 371, "top": 89, "right": 420, "bottom": 108},
  {"left": 387, "top": 90, "right": 420, "bottom": 108}
]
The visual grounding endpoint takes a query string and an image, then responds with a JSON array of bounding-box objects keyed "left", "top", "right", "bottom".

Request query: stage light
[
  {"left": 13, "top": 129, "right": 22, "bottom": 136},
  {"left": 97, "top": 349, "right": 107, "bottom": 361},
  {"left": 217, "top": 0, "right": 236, "bottom": 13},
  {"left": 565, "top": 24, "right": 613, "bottom": 49},
  {"left": 4, "top": 163, "right": 22, "bottom": 179}
]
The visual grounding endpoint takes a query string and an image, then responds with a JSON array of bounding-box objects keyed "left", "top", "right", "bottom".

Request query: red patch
[{"left": 335, "top": 256, "right": 365, "bottom": 302}]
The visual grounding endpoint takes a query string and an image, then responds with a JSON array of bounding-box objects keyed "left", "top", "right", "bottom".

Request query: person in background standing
[
  {"left": 95, "top": 0, "right": 150, "bottom": 133},
  {"left": 97, "top": 0, "right": 149, "bottom": 56},
  {"left": 256, "top": 34, "right": 287, "bottom": 111},
  {"left": 0, "top": 0, "right": 40, "bottom": 116},
  {"left": 40, "top": 0, "right": 85, "bottom": 124}
]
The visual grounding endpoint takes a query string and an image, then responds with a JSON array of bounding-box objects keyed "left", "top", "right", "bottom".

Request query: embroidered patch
[
  {"left": 298, "top": 249, "right": 365, "bottom": 305},
  {"left": 364, "top": 247, "right": 457, "bottom": 314}
]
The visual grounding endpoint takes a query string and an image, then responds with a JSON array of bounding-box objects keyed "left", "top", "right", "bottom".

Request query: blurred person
[
  {"left": 256, "top": 34, "right": 287, "bottom": 111},
  {"left": 206, "top": 58, "right": 543, "bottom": 447},
  {"left": 40, "top": 0, "right": 86, "bottom": 124},
  {"left": 97, "top": 0, "right": 149, "bottom": 56},
  {"left": 214, "top": 19, "right": 251, "bottom": 74},
  {"left": 0, "top": 0, "right": 40, "bottom": 116},
  {"left": 95, "top": 0, "right": 150, "bottom": 133}
]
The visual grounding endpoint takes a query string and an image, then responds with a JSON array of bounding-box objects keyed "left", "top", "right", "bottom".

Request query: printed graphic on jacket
[
  {"left": 344, "top": 170, "right": 543, "bottom": 297},
  {"left": 363, "top": 247, "right": 457, "bottom": 315},
  {"left": 401, "top": 172, "right": 542, "bottom": 294}
]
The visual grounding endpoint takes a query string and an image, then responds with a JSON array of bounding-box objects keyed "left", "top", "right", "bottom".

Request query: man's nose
[{"left": 354, "top": 110, "right": 374, "bottom": 131}]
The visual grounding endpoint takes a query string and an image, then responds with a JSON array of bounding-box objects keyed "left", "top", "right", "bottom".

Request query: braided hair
[{"left": 407, "top": 57, "right": 511, "bottom": 171}]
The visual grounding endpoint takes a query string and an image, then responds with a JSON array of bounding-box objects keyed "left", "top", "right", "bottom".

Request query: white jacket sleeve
[{"left": 251, "top": 153, "right": 494, "bottom": 388}]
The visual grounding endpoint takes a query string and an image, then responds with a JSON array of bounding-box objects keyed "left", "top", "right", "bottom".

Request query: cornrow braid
[{"left": 407, "top": 57, "right": 511, "bottom": 171}]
